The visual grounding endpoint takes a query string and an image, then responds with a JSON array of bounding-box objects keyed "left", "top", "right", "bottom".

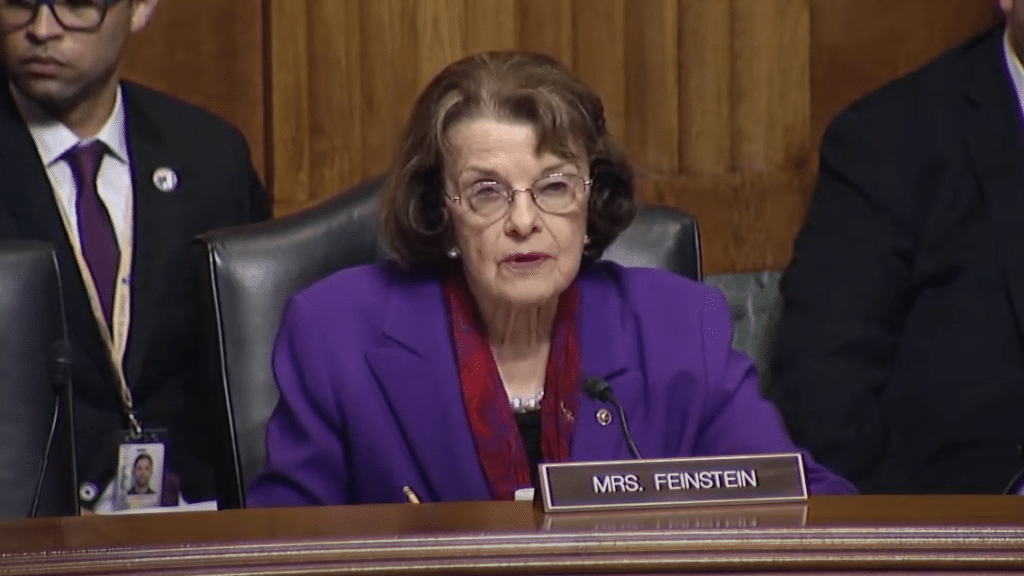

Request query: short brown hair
[{"left": 380, "top": 51, "right": 635, "bottom": 268}]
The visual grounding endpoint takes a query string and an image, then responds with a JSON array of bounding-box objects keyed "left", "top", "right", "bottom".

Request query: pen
[{"left": 402, "top": 485, "right": 421, "bottom": 504}]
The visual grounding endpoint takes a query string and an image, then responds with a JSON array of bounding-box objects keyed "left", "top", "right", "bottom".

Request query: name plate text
[{"left": 538, "top": 453, "right": 808, "bottom": 513}]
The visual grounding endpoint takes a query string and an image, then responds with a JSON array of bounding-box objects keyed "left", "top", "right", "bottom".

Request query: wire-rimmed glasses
[{"left": 448, "top": 173, "right": 591, "bottom": 220}]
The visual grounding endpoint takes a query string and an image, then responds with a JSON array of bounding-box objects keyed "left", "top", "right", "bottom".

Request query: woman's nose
[{"left": 505, "top": 189, "right": 541, "bottom": 236}]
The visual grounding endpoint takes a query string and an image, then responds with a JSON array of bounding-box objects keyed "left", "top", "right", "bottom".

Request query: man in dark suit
[
  {"left": 0, "top": 0, "right": 271, "bottom": 509},
  {"left": 770, "top": 3, "right": 1024, "bottom": 494}
]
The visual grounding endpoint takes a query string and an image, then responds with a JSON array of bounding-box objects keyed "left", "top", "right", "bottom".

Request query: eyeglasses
[
  {"left": 1, "top": 0, "right": 122, "bottom": 33},
  {"left": 449, "top": 173, "right": 590, "bottom": 219}
]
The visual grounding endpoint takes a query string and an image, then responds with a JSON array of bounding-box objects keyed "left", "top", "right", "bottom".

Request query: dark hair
[
  {"left": 133, "top": 453, "right": 152, "bottom": 468},
  {"left": 380, "top": 50, "right": 635, "bottom": 268}
]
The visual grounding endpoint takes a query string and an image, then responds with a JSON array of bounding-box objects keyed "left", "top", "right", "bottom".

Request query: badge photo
[{"left": 113, "top": 442, "right": 166, "bottom": 511}]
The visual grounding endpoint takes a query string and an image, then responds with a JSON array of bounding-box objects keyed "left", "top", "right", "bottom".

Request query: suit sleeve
[
  {"left": 235, "top": 132, "right": 272, "bottom": 223},
  {"left": 246, "top": 296, "right": 349, "bottom": 507},
  {"left": 244, "top": 162, "right": 272, "bottom": 222},
  {"left": 0, "top": 194, "right": 22, "bottom": 239},
  {"left": 694, "top": 289, "right": 857, "bottom": 495},
  {"left": 768, "top": 109, "right": 917, "bottom": 491}
]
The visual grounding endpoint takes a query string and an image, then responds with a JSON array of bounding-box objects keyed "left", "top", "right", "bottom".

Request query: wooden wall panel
[
  {"left": 573, "top": 0, "right": 626, "bottom": 141},
  {"left": 266, "top": 0, "right": 308, "bottom": 212},
  {"left": 466, "top": 0, "right": 518, "bottom": 52},
  {"left": 267, "top": 0, "right": 1001, "bottom": 273},
  {"left": 732, "top": 0, "right": 811, "bottom": 170},
  {"left": 678, "top": 0, "right": 732, "bottom": 174},
  {"left": 123, "top": 0, "right": 265, "bottom": 180},
  {"left": 624, "top": 0, "right": 680, "bottom": 175},
  {"left": 414, "top": 1, "right": 467, "bottom": 89},
  {"left": 307, "top": 1, "right": 363, "bottom": 214},
  {"left": 359, "top": 1, "right": 418, "bottom": 189},
  {"left": 519, "top": 0, "right": 575, "bottom": 67}
]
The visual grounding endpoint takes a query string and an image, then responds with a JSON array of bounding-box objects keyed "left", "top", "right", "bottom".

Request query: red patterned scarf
[{"left": 444, "top": 269, "right": 581, "bottom": 500}]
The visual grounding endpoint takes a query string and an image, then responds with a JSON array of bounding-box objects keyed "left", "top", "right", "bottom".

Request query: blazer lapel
[
  {"left": 573, "top": 267, "right": 645, "bottom": 461},
  {"left": 121, "top": 86, "right": 177, "bottom": 386},
  {"left": 0, "top": 89, "right": 114, "bottom": 378},
  {"left": 968, "top": 39, "right": 1024, "bottom": 343},
  {"left": 364, "top": 274, "right": 491, "bottom": 502}
]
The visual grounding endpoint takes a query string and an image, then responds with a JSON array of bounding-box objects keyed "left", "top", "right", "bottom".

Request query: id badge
[{"left": 113, "top": 428, "right": 169, "bottom": 511}]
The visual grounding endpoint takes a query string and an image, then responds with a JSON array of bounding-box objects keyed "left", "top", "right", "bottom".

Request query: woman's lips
[{"left": 501, "top": 252, "right": 551, "bottom": 270}]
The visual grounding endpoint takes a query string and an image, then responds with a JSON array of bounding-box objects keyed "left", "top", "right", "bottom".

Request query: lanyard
[{"left": 48, "top": 154, "right": 141, "bottom": 435}]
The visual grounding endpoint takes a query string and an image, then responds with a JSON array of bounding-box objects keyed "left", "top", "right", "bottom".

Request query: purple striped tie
[{"left": 65, "top": 141, "right": 119, "bottom": 325}]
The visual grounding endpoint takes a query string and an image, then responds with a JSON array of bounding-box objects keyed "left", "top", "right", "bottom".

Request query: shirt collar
[
  {"left": 9, "top": 83, "right": 129, "bottom": 166},
  {"left": 1005, "top": 28, "right": 1024, "bottom": 121}
]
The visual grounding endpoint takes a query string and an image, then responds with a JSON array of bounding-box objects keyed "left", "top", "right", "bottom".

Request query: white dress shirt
[
  {"left": 10, "top": 83, "right": 135, "bottom": 389},
  {"left": 10, "top": 84, "right": 133, "bottom": 246}
]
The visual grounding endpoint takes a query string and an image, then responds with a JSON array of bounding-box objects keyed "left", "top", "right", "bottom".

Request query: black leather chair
[
  {"left": 196, "top": 177, "right": 701, "bottom": 508},
  {"left": 0, "top": 240, "right": 78, "bottom": 518}
]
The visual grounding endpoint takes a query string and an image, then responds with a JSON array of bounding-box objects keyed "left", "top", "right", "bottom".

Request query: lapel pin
[
  {"left": 78, "top": 482, "right": 98, "bottom": 503},
  {"left": 152, "top": 167, "right": 178, "bottom": 193},
  {"left": 596, "top": 408, "right": 612, "bottom": 426}
]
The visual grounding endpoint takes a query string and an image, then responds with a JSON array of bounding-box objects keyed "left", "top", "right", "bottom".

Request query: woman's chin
[{"left": 491, "top": 285, "right": 563, "bottom": 309}]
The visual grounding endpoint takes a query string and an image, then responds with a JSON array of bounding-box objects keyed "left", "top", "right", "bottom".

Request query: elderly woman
[{"left": 247, "top": 51, "right": 855, "bottom": 506}]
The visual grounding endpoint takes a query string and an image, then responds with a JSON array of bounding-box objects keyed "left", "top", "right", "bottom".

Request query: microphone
[
  {"left": 584, "top": 377, "right": 642, "bottom": 459},
  {"left": 28, "top": 339, "right": 72, "bottom": 518},
  {"left": 50, "top": 339, "right": 73, "bottom": 390}
]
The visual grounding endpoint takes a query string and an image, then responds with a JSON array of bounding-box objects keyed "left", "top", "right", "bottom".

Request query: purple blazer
[{"left": 247, "top": 262, "right": 855, "bottom": 506}]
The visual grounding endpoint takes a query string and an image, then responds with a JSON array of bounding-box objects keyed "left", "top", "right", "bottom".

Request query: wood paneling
[
  {"left": 122, "top": 0, "right": 266, "bottom": 180},
  {"left": 678, "top": 0, "right": 732, "bottom": 174},
  {"left": 266, "top": 0, "right": 1000, "bottom": 273},
  {"left": 574, "top": 0, "right": 626, "bottom": 141},
  {"left": 520, "top": 0, "right": 575, "bottom": 66},
  {"left": 308, "top": 0, "right": 363, "bottom": 211},
  {"left": 625, "top": 0, "right": 680, "bottom": 174}
]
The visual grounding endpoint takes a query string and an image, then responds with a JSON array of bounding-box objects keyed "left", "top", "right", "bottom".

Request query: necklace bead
[{"left": 509, "top": 390, "right": 544, "bottom": 413}]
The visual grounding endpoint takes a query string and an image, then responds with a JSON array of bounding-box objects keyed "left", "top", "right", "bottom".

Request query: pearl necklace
[{"left": 509, "top": 389, "right": 544, "bottom": 413}]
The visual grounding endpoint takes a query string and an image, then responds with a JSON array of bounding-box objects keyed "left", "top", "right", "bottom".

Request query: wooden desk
[{"left": 1, "top": 496, "right": 1022, "bottom": 575}]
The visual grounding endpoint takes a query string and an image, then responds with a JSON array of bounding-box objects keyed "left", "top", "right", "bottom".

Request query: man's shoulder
[
  {"left": 121, "top": 81, "right": 245, "bottom": 144},
  {"left": 835, "top": 28, "right": 1003, "bottom": 127}
]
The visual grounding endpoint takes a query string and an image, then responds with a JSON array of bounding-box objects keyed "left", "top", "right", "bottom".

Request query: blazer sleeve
[
  {"left": 231, "top": 128, "right": 272, "bottom": 223},
  {"left": 768, "top": 108, "right": 918, "bottom": 491},
  {"left": 695, "top": 289, "right": 858, "bottom": 495},
  {"left": 246, "top": 296, "right": 349, "bottom": 507},
  {"left": 244, "top": 161, "right": 273, "bottom": 222}
]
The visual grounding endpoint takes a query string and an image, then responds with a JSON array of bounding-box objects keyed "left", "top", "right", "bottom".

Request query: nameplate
[{"left": 537, "top": 453, "right": 808, "bottom": 513}]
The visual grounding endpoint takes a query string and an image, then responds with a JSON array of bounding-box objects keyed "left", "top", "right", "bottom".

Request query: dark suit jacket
[
  {"left": 771, "top": 28, "right": 1024, "bottom": 494},
  {"left": 0, "top": 81, "right": 272, "bottom": 505}
]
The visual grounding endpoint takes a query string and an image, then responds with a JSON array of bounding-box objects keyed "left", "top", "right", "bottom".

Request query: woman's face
[{"left": 444, "top": 117, "right": 589, "bottom": 310}]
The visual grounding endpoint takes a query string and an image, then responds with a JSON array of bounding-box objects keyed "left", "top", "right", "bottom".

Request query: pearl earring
[
  {"left": 583, "top": 234, "right": 591, "bottom": 246},
  {"left": 446, "top": 246, "right": 461, "bottom": 259}
]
